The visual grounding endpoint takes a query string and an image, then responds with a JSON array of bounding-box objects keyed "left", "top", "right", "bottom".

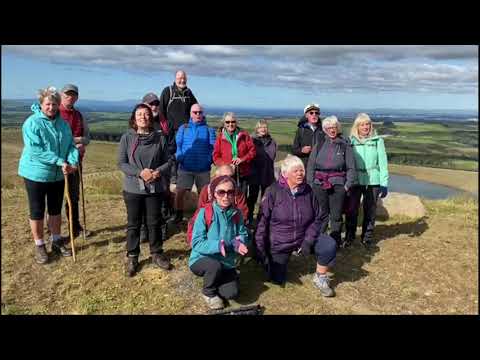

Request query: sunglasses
[
  {"left": 308, "top": 111, "right": 320, "bottom": 115},
  {"left": 224, "top": 121, "right": 236, "bottom": 125},
  {"left": 215, "top": 189, "right": 235, "bottom": 197},
  {"left": 192, "top": 111, "right": 203, "bottom": 115},
  {"left": 149, "top": 101, "right": 160, "bottom": 106}
]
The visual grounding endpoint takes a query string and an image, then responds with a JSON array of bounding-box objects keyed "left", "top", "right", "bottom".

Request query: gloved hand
[{"left": 379, "top": 186, "right": 388, "bottom": 198}]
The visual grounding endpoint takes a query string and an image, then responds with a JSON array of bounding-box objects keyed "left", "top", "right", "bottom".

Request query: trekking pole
[
  {"left": 64, "top": 174, "right": 77, "bottom": 262},
  {"left": 78, "top": 162, "right": 87, "bottom": 242}
]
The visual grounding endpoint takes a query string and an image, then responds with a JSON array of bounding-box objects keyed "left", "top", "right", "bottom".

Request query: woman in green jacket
[
  {"left": 345, "top": 113, "right": 389, "bottom": 248},
  {"left": 18, "top": 86, "right": 80, "bottom": 264}
]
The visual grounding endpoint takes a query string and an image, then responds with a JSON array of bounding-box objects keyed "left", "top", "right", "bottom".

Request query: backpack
[
  {"left": 167, "top": 85, "right": 190, "bottom": 114},
  {"left": 186, "top": 202, "right": 241, "bottom": 248}
]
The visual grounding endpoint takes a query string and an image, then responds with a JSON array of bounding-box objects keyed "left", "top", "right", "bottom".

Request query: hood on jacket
[
  {"left": 30, "top": 102, "right": 62, "bottom": 122},
  {"left": 350, "top": 134, "right": 380, "bottom": 144}
]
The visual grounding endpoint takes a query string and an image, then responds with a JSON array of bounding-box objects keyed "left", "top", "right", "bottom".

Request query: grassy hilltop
[{"left": 1, "top": 125, "right": 478, "bottom": 314}]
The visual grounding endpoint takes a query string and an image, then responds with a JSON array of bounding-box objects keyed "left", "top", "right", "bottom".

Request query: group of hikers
[{"left": 18, "top": 70, "right": 389, "bottom": 310}]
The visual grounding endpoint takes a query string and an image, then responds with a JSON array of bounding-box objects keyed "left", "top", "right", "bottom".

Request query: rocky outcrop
[{"left": 376, "top": 192, "right": 426, "bottom": 220}]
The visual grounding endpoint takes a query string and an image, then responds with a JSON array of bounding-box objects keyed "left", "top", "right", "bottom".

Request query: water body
[{"left": 389, "top": 174, "right": 466, "bottom": 200}]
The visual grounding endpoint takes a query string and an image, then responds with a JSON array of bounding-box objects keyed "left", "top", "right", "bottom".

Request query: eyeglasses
[
  {"left": 192, "top": 111, "right": 203, "bottom": 115},
  {"left": 224, "top": 121, "right": 236, "bottom": 125},
  {"left": 308, "top": 111, "right": 320, "bottom": 115},
  {"left": 215, "top": 189, "right": 235, "bottom": 197}
]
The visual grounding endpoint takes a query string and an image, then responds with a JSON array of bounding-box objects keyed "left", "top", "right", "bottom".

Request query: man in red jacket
[{"left": 59, "top": 84, "right": 91, "bottom": 239}]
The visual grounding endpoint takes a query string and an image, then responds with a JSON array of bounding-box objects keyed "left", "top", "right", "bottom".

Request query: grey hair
[
  {"left": 280, "top": 154, "right": 305, "bottom": 176},
  {"left": 222, "top": 112, "right": 237, "bottom": 123},
  {"left": 37, "top": 86, "right": 60, "bottom": 105},
  {"left": 322, "top": 115, "right": 342, "bottom": 133}
]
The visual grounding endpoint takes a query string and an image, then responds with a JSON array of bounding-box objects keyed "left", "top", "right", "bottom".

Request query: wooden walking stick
[
  {"left": 78, "top": 163, "right": 87, "bottom": 242},
  {"left": 64, "top": 174, "right": 76, "bottom": 262}
]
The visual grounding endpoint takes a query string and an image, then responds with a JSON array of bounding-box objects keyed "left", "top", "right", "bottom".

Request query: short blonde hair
[
  {"left": 350, "top": 113, "right": 376, "bottom": 140},
  {"left": 322, "top": 115, "right": 341, "bottom": 133},
  {"left": 255, "top": 119, "right": 269, "bottom": 135},
  {"left": 37, "top": 86, "right": 61, "bottom": 105},
  {"left": 280, "top": 154, "right": 305, "bottom": 177}
]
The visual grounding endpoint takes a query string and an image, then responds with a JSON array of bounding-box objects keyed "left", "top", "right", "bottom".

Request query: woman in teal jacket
[
  {"left": 344, "top": 113, "right": 389, "bottom": 248},
  {"left": 189, "top": 175, "right": 249, "bottom": 310},
  {"left": 18, "top": 86, "right": 80, "bottom": 264}
]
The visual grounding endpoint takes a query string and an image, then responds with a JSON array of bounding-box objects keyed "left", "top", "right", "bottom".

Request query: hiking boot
[
  {"left": 312, "top": 273, "right": 335, "bottom": 297},
  {"left": 360, "top": 234, "right": 374, "bottom": 248},
  {"left": 330, "top": 232, "right": 345, "bottom": 249},
  {"left": 35, "top": 244, "right": 49, "bottom": 264},
  {"left": 126, "top": 256, "right": 139, "bottom": 277},
  {"left": 343, "top": 231, "right": 355, "bottom": 248},
  {"left": 72, "top": 226, "right": 93, "bottom": 239},
  {"left": 51, "top": 239, "right": 72, "bottom": 257},
  {"left": 202, "top": 294, "right": 224, "bottom": 310},
  {"left": 169, "top": 210, "right": 184, "bottom": 224},
  {"left": 152, "top": 253, "right": 171, "bottom": 270}
]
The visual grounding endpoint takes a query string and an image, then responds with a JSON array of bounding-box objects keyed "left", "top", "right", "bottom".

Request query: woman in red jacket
[{"left": 213, "top": 112, "right": 256, "bottom": 197}]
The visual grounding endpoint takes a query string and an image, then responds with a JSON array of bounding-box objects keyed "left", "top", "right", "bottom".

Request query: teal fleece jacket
[
  {"left": 189, "top": 202, "right": 249, "bottom": 269},
  {"left": 349, "top": 135, "right": 389, "bottom": 187},
  {"left": 18, "top": 103, "right": 79, "bottom": 182}
]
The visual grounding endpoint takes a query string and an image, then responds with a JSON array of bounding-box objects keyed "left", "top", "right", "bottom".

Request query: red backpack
[{"left": 186, "top": 202, "right": 241, "bottom": 248}]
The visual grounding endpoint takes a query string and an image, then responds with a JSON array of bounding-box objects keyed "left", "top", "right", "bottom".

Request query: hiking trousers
[
  {"left": 312, "top": 184, "right": 346, "bottom": 241},
  {"left": 123, "top": 191, "right": 165, "bottom": 257},
  {"left": 266, "top": 235, "right": 336, "bottom": 285},
  {"left": 345, "top": 185, "right": 380, "bottom": 241},
  {"left": 190, "top": 257, "right": 239, "bottom": 299}
]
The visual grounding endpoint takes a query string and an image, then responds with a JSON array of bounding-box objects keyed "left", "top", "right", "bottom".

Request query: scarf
[{"left": 223, "top": 128, "right": 239, "bottom": 159}]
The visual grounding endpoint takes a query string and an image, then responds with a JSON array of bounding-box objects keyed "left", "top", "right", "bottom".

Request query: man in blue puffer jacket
[
  {"left": 18, "top": 87, "right": 79, "bottom": 264},
  {"left": 171, "top": 103, "right": 216, "bottom": 223}
]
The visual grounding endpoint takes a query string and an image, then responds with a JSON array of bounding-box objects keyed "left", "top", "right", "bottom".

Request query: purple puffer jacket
[{"left": 255, "top": 176, "right": 321, "bottom": 257}]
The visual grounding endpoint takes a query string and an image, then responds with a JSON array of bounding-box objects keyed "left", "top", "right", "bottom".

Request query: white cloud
[{"left": 3, "top": 45, "right": 478, "bottom": 95}]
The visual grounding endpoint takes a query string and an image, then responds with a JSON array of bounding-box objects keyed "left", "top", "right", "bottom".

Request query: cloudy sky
[{"left": 2, "top": 45, "right": 478, "bottom": 110}]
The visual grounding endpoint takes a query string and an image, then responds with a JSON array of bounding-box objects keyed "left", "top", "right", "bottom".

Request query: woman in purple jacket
[
  {"left": 255, "top": 155, "right": 337, "bottom": 297},
  {"left": 247, "top": 120, "right": 277, "bottom": 225}
]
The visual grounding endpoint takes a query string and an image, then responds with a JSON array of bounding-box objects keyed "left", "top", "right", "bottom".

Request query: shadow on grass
[
  {"left": 92, "top": 224, "right": 126, "bottom": 234},
  {"left": 331, "top": 216, "right": 429, "bottom": 287}
]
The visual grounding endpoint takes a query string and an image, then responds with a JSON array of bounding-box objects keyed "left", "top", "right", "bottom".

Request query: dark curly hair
[{"left": 129, "top": 103, "right": 154, "bottom": 131}]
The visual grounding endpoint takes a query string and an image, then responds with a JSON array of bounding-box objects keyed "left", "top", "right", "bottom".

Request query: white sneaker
[{"left": 203, "top": 294, "right": 224, "bottom": 310}]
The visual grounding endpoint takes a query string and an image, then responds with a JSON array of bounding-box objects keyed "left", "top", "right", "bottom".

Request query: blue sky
[{"left": 2, "top": 45, "right": 478, "bottom": 110}]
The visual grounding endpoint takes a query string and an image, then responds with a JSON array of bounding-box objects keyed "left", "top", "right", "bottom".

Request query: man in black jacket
[
  {"left": 291, "top": 103, "right": 325, "bottom": 168},
  {"left": 159, "top": 70, "right": 198, "bottom": 185}
]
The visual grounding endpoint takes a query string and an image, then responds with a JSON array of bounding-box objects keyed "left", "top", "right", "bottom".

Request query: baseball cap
[
  {"left": 61, "top": 84, "right": 79, "bottom": 94},
  {"left": 304, "top": 103, "right": 320, "bottom": 114},
  {"left": 142, "top": 92, "right": 159, "bottom": 104}
]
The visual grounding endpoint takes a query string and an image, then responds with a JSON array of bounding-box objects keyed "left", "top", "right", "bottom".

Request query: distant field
[{"left": 2, "top": 110, "right": 478, "bottom": 171}]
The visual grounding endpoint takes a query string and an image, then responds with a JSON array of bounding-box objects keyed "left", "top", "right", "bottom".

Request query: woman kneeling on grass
[
  {"left": 255, "top": 155, "right": 337, "bottom": 297},
  {"left": 189, "top": 175, "right": 249, "bottom": 310},
  {"left": 118, "top": 103, "right": 173, "bottom": 277}
]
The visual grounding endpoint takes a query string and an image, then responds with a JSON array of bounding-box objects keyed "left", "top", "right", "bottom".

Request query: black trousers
[
  {"left": 345, "top": 185, "right": 380, "bottom": 240},
  {"left": 123, "top": 191, "right": 164, "bottom": 257},
  {"left": 65, "top": 168, "right": 81, "bottom": 231},
  {"left": 190, "top": 257, "right": 239, "bottom": 299},
  {"left": 312, "top": 184, "right": 346, "bottom": 241},
  {"left": 246, "top": 184, "right": 268, "bottom": 223},
  {"left": 24, "top": 178, "right": 64, "bottom": 220}
]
